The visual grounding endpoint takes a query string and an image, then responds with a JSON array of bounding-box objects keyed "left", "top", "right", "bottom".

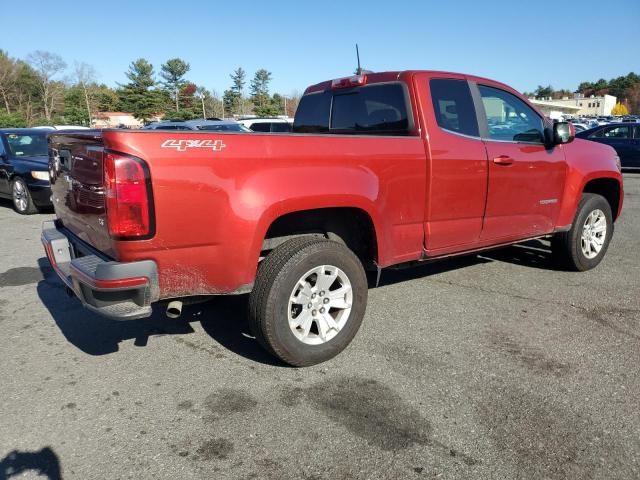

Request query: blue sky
[{"left": 4, "top": 0, "right": 639, "bottom": 96}]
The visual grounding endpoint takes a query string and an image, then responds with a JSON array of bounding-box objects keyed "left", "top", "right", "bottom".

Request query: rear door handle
[{"left": 493, "top": 155, "right": 514, "bottom": 166}]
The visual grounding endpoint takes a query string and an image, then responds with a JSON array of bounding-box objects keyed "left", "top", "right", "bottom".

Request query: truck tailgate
[{"left": 49, "top": 131, "right": 115, "bottom": 257}]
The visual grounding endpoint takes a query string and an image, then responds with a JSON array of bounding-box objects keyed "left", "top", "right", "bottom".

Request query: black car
[
  {"left": 576, "top": 123, "right": 640, "bottom": 170},
  {"left": 0, "top": 128, "right": 52, "bottom": 214}
]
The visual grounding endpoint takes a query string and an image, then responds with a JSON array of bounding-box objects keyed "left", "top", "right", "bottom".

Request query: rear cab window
[
  {"left": 293, "top": 83, "right": 413, "bottom": 136},
  {"left": 429, "top": 79, "right": 479, "bottom": 137}
]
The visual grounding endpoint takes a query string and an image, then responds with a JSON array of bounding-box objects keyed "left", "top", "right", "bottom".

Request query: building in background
[
  {"left": 528, "top": 99, "right": 581, "bottom": 120},
  {"left": 92, "top": 112, "right": 164, "bottom": 128},
  {"left": 529, "top": 94, "right": 617, "bottom": 117},
  {"left": 92, "top": 112, "right": 142, "bottom": 128}
]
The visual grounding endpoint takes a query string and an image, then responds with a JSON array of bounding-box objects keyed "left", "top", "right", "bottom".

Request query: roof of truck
[{"left": 303, "top": 70, "right": 516, "bottom": 95}]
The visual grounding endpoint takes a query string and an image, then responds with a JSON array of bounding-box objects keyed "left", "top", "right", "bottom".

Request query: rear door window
[
  {"left": 429, "top": 79, "right": 479, "bottom": 137},
  {"left": 330, "top": 84, "right": 410, "bottom": 135},
  {"left": 293, "top": 91, "right": 331, "bottom": 133}
]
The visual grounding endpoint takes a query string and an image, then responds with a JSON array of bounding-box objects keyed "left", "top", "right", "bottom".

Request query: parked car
[
  {"left": 34, "top": 125, "right": 91, "bottom": 131},
  {"left": 43, "top": 70, "right": 623, "bottom": 366},
  {"left": 143, "top": 119, "right": 250, "bottom": 132},
  {"left": 0, "top": 129, "right": 51, "bottom": 214},
  {"left": 568, "top": 120, "right": 591, "bottom": 132},
  {"left": 238, "top": 118, "right": 293, "bottom": 133},
  {"left": 577, "top": 123, "right": 640, "bottom": 169}
]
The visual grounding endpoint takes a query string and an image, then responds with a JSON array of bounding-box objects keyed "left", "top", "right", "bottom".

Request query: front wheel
[
  {"left": 12, "top": 177, "right": 38, "bottom": 215},
  {"left": 551, "top": 193, "right": 613, "bottom": 271},
  {"left": 249, "top": 237, "right": 368, "bottom": 367}
]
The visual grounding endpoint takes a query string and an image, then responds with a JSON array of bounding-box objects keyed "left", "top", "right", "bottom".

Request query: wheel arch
[
  {"left": 256, "top": 205, "right": 382, "bottom": 269},
  {"left": 582, "top": 177, "right": 622, "bottom": 221},
  {"left": 556, "top": 170, "right": 623, "bottom": 228}
]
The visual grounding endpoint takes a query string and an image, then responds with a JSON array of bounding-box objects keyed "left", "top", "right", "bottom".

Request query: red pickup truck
[{"left": 42, "top": 70, "right": 623, "bottom": 366}]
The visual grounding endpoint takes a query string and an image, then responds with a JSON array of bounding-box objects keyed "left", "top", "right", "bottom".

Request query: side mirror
[{"left": 553, "top": 121, "right": 575, "bottom": 145}]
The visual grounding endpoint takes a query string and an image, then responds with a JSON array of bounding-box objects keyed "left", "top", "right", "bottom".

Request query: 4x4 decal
[{"left": 161, "top": 139, "right": 227, "bottom": 152}]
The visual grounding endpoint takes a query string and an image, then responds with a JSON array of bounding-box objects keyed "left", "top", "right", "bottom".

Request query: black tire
[
  {"left": 11, "top": 177, "right": 38, "bottom": 215},
  {"left": 551, "top": 193, "right": 613, "bottom": 271},
  {"left": 249, "top": 237, "right": 368, "bottom": 367}
]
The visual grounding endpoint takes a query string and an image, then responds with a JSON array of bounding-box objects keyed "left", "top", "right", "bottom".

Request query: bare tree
[
  {"left": 209, "top": 89, "right": 224, "bottom": 119},
  {"left": 27, "top": 50, "right": 66, "bottom": 121},
  {"left": 285, "top": 90, "right": 301, "bottom": 118},
  {"left": 74, "top": 61, "right": 97, "bottom": 124},
  {"left": 0, "top": 50, "right": 17, "bottom": 114}
]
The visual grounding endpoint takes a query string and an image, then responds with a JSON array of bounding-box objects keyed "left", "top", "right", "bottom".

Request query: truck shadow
[
  {"left": 36, "top": 240, "right": 555, "bottom": 364},
  {"left": 378, "top": 239, "right": 556, "bottom": 287},
  {"left": 477, "top": 239, "right": 557, "bottom": 271},
  {"left": 35, "top": 258, "right": 281, "bottom": 365}
]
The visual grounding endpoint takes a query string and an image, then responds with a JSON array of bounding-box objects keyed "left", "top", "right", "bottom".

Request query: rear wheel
[
  {"left": 249, "top": 237, "right": 368, "bottom": 367},
  {"left": 12, "top": 177, "right": 38, "bottom": 215},
  {"left": 551, "top": 193, "right": 613, "bottom": 271}
]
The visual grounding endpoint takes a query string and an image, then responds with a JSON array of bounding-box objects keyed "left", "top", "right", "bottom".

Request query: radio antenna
[{"left": 356, "top": 44, "right": 362, "bottom": 75}]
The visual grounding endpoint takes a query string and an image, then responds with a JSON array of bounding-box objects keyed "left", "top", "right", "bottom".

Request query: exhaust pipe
[{"left": 166, "top": 300, "right": 183, "bottom": 319}]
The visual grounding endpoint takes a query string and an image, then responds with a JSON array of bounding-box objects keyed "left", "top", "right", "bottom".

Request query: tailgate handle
[{"left": 493, "top": 155, "right": 514, "bottom": 166}]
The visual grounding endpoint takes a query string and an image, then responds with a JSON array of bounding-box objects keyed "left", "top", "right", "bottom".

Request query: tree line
[
  {"left": 0, "top": 49, "right": 300, "bottom": 127},
  {"left": 526, "top": 72, "right": 640, "bottom": 114}
]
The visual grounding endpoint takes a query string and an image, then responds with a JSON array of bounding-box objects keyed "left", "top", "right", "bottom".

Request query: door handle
[{"left": 493, "top": 155, "right": 514, "bottom": 166}]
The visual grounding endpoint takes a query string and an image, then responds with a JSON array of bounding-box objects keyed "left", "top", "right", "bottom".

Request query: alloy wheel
[
  {"left": 581, "top": 209, "right": 607, "bottom": 259},
  {"left": 288, "top": 265, "right": 353, "bottom": 345}
]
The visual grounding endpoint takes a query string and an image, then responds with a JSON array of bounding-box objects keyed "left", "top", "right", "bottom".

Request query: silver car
[{"left": 143, "top": 119, "right": 251, "bottom": 132}]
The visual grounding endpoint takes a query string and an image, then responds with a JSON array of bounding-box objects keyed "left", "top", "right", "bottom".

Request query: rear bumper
[{"left": 41, "top": 220, "right": 159, "bottom": 320}]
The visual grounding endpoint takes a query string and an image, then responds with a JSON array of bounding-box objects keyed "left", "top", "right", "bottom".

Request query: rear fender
[{"left": 249, "top": 194, "right": 385, "bottom": 271}]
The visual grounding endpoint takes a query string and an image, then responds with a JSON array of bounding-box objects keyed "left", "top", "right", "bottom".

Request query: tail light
[{"left": 104, "top": 152, "right": 153, "bottom": 239}]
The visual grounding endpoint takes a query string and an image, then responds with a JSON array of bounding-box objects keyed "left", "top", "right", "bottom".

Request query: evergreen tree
[
  {"left": 230, "top": 67, "right": 246, "bottom": 94},
  {"left": 250, "top": 69, "right": 282, "bottom": 116},
  {"left": 117, "top": 58, "right": 162, "bottom": 121},
  {"left": 250, "top": 69, "right": 272, "bottom": 107},
  {"left": 125, "top": 58, "right": 155, "bottom": 89},
  {"left": 160, "top": 58, "right": 190, "bottom": 111},
  {"left": 95, "top": 84, "right": 119, "bottom": 111},
  {"left": 534, "top": 85, "right": 554, "bottom": 99},
  {"left": 63, "top": 85, "right": 91, "bottom": 125},
  {"left": 223, "top": 67, "right": 246, "bottom": 116},
  {"left": 592, "top": 78, "right": 608, "bottom": 92}
]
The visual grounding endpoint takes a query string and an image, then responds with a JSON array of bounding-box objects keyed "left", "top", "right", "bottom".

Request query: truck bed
[{"left": 49, "top": 129, "right": 427, "bottom": 298}]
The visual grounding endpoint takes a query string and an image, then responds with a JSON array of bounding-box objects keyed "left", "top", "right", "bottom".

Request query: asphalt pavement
[{"left": 1, "top": 174, "right": 639, "bottom": 479}]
